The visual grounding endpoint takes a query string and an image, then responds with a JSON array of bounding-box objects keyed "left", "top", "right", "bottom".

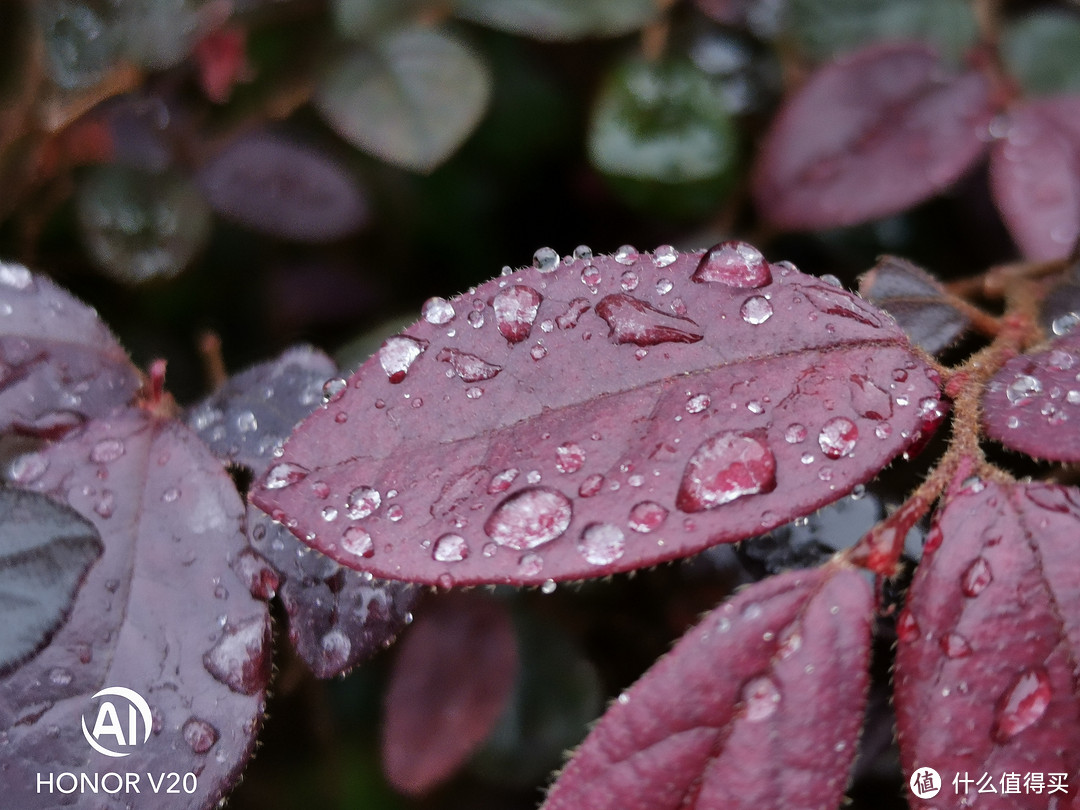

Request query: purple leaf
[
  {"left": 541, "top": 564, "right": 873, "bottom": 810},
  {"left": 990, "top": 95, "right": 1080, "bottom": 260},
  {"left": 0, "top": 409, "right": 270, "bottom": 810},
  {"left": 0, "top": 263, "right": 141, "bottom": 437},
  {"left": 981, "top": 331, "right": 1080, "bottom": 461},
  {"left": 252, "top": 245, "right": 943, "bottom": 587},
  {"left": 0, "top": 487, "right": 102, "bottom": 673},
  {"left": 382, "top": 593, "right": 518, "bottom": 795},
  {"left": 752, "top": 42, "right": 994, "bottom": 230},
  {"left": 859, "top": 255, "right": 971, "bottom": 355},
  {"left": 895, "top": 472, "right": 1080, "bottom": 802}
]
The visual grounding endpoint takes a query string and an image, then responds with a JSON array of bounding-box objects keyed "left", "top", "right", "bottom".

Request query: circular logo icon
[
  {"left": 910, "top": 766, "right": 941, "bottom": 799},
  {"left": 81, "top": 686, "right": 153, "bottom": 757}
]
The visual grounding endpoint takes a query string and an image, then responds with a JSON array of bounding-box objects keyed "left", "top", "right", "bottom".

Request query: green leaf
[
  {"left": 781, "top": 0, "right": 978, "bottom": 63},
  {"left": 1001, "top": 10, "right": 1080, "bottom": 96},
  {"left": 0, "top": 486, "right": 103, "bottom": 674},
  {"left": 332, "top": 0, "right": 439, "bottom": 41},
  {"left": 315, "top": 27, "right": 492, "bottom": 173},
  {"left": 455, "top": 0, "right": 658, "bottom": 41}
]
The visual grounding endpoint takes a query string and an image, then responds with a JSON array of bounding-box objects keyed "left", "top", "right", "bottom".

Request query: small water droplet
[
  {"left": 485, "top": 487, "right": 573, "bottom": 550},
  {"left": 740, "top": 295, "right": 773, "bottom": 325},
  {"left": 342, "top": 526, "right": 374, "bottom": 558},
  {"left": 488, "top": 468, "right": 519, "bottom": 494},
  {"left": 422, "top": 296, "right": 455, "bottom": 324},
  {"left": 346, "top": 486, "right": 381, "bottom": 519},
  {"left": 655, "top": 278, "right": 673, "bottom": 295},
  {"left": 387, "top": 504, "right": 404, "bottom": 522},
  {"left": 746, "top": 400, "right": 764, "bottom": 414},
  {"left": 321, "top": 506, "right": 338, "bottom": 522},
  {"left": 1006, "top": 374, "right": 1042, "bottom": 406},
  {"left": 817, "top": 417, "right": 858, "bottom": 459},
  {"left": 875, "top": 424, "right": 892, "bottom": 440},
  {"left": 992, "top": 667, "right": 1051, "bottom": 742},
  {"left": 48, "top": 667, "right": 73, "bottom": 686},
  {"left": 741, "top": 676, "right": 780, "bottom": 721},
  {"left": 578, "top": 523, "right": 625, "bottom": 565},
  {"left": 159, "top": 485, "right": 181, "bottom": 504},
  {"left": 614, "top": 244, "right": 639, "bottom": 265},
  {"left": 960, "top": 556, "right": 993, "bottom": 596},
  {"left": 202, "top": 615, "right": 270, "bottom": 695},
  {"left": 90, "top": 438, "right": 125, "bottom": 464},
  {"left": 183, "top": 717, "right": 219, "bottom": 754},
  {"left": 555, "top": 442, "right": 586, "bottom": 474},
  {"left": 941, "top": 632, "right": 973, "bottom": 659},
  {"left": 433, "top": 533, "right": 469, "bottom": 562},
  {"left": 540, "top": 579, "right": 557, "bottom": 594},
  {"left": 379, "top": 335, "right": 428, "bottom": 383},
  {"left": 652, "top": 244, "right": 678, "bottom": 267},
  {"left": 10, "top": 452, "right": 48, "bottom": 483},
  {"left": 784, "top": 423, "right": 807, "bottom": 444},
  {"left": 93, "top": 490, "right": 115, "bottom": 518},
  {"left": 580, "top": 264, "right": 602, "bottom": 287},
  {"left": 320, "top": 378, "right": 346, "bottom": 404},
  {"left": 572, "top": 245, "right": 593, "bottom": 261},
  {"left": 493, "top": 285, "right": 542, "bottom": 343},
  {"left": 896, "top": 610, "right": 920, "bottom": 642},
  {"left": 533, "top": 246, "right": 559, "bottom": 272},
  {"left": 1052, "top": 312, "right": 1080, "bottom": 336},
  {"left": 692, "top": 241, "right": 771, "bottom": 288},
  {"left": 677, "top": 432, "right": 776, "bottom": 512},
  {"left": 578, "top": 473, "right": 605, "bottom": 498},
  {"left": 0, "top": 262, "right": 33, "bottom": 290},
  {"left": 467, "top": 310, "right": 485, "bottom": 328},
  {"left": 1047, "top": 349, "right": 1075, "bottom": 371},
  {"left": 620, "top": 270, "right": 639, "bottom": 291},
  {"left": 629, "top": 501, "right": 668, "bottom": 533},
  {"left": 686, "top": 393, "right": 711, "bottom": 414},
  {"left": 517, "top": 552, "right": 543, "bottom": 577}
]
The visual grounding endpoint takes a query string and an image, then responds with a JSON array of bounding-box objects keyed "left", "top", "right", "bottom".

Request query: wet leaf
[
  {"left": 1001, "top": 9, "right": 1080, "bottom": 97},
  {"left": 859, "top": 255, "right": 970, "bottom": 355},
  {"left": 382, "top": 593, "right": 518, "bottom": 795},
  {"left": 0, "top": 486, "right": 102, "bottom": 674},
  {"left": 541, "top": 564, "right": 873, "bottom": 810},
  {"left": 0, "top": 408, "right": 271, "bottom": 810},
  {"left": 198, "top": 131, "right": 368, "bottom": 243},
  {"left": 315, "top": 27, "right": 492, "bottom": 173},
  {"left": 188, "top": 346, "right": 416, "bottom": 677},
  {"left": 981, "top": 330, "right": 1080, "bottom": 461},
  {"left": 990, "top": 95, "right": 1080, "bottom": 261},
  {"left": 455, "top": 0, "right": 658, "bottom": 41},
  {"left": 252, "top": 244, "right": 942, "bottom": 587},
  {"left": 752, "top": 42, "right": 994, "bottom": 230},
  {"left": 895, "top": 473, "right": 1080, "bottom": 798},
  {"left": 0, "top": 262, "right": 141, "bottom": 437}
]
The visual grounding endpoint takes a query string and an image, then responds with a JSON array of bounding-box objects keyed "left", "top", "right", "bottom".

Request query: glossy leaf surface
[
  {"left": 252, "top": 245, "right": 942, "bottom": 587},
  {"left": 981, "top": 331, "right": 1080, "bottom": 461},
  {"left": 753, "top": 42, "right": 994, "bottom": 230},
  {"left": 455, "top": 0, "right": 658, "bottom": 41},
  {"left": 859, "top": 255, "right": 970, "bottom": 355},
  {"left": 990, "top": 95, "right": 1080, "bottom": 261},
  {"left": 895, "top": 473, "right": 1080, "bottom": 802},
  {"left": 0, "top": 263, "right": 140, "bottom": 436},
  {"left": 382, "top": 593, "right": 518, "bottom": 795},
  {"left": 315, "top": 27, "right": 491, "bottom": 173},
  {"left": 542, "top": 564, "right": 873, "bottom": 809},
  {"left": 0, "top": 409, "right": 270, "bottom": 810},
  {"left": 0, "top": 487, "right": 102, "bottom": 674}
]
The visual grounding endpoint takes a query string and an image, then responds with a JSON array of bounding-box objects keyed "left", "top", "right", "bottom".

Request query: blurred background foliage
[{"left": 2, "top": 0, "right": 1078, "bottom": 807}]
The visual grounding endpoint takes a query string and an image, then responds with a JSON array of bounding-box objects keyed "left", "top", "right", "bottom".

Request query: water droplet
[
  {"left": 92, "top": 490, "right": 115, "bottom": 518},
  {"left": 467, "top": 310, "right": 485, "bottom": 328},
  {"left": 493, "top": 285, "right": 542, "bottom": 343},
  {"left": 379, "top": 335, "right": 428, "bottom": 384},
  {"left": 487, "top": 468, "right": 519, "bottom": 494},
  {"left": 202, "top": 615, "right": 270, "bottom": 695},
  {"left": 541, "top": 579, "right": 557, "bottom": 594},
  {"left": 741, "top": 676, "right": 780, "bottom": 721},
  {"left": 596, "top": 293, "right": 703, "bottom": 346},
  {"left": 580, "top": 264, "right": 602, "bottom": 287},
  {"left": 686, "top": 394, "right": 710, "bottom": 414},
  {"left": 572, "top": 245, "right": 593, "bottom": 261},
  {"left": 629, "top": 501, "right": 668, "bottom": 533},
  {"left": 655, "top": 278, "right": 673, "bottom": 295},
  {"left": 0, "top": 262, "right": 33, "bottom": 290},
  {"left": 321, "top": 506, "right": 338, "bottom": 522},
  {"left": 740, "top": 295, "right": 773, "bottom": 325},
  {"left": 578, "top": 473, "right": 605, "bottom": 498},
  {"left": 746, "top": 400, "right": 764, "bottom": 414},
  {"left": 48, "top": 667, "right": 73, "bottom": 686},
  {"left": 485, "top": 487, "right": 572, "bottom": 550},
  {"left": 677, "top": 432, "right": 776, "bottom": 513},
  {"left": 387, "top": 504, "right": 404, "bottom": 522},
  {"left": 517, "top": 552, "right": 543, "bottom": 577},
  {"left": 817, "top": 417, "right": 858, "bottom": 459},
  {"left": 183, "top": 717, "right": 218, "bottom": 754},
  {"left": 1007, "top": 374, "right": 1042, "bottom": 405},
  {"left": 896, "top": 610, "right": 920, "bottom": 642},
  {"left": 526, "top": 470, "right": 542, "bottom": 484},
  {"left": 533, "top": 246, "right": 559, "bottom": 272},
  {"left": 555, "top": 441, "right": 586, "bottom": 474},
  {"left": 652, "top": 244, "right": 678, "bottom": 267},
  {"left": 342, "top": 526, "right": 374, "bottom": 558},
  {"left": 960, "top": 556, "right": 993, "bottom": 596},
  {"left": 422, "top": 296, "right": 455, "bottom": 325},
  {"left": 941, "top": 632, "right": 972, "bottom": 659},
  {"left": 321, "top": 378, "right": 347, "bottom": 404},
  {"left": 992, "top": 667, "right": 1051, "bottom": 742},
  {"left": 1052, "top": 312, "right": 1080, "bottom": 336},
  {"left": 620, "top": 270, "right": 639, "bottom": 291},
  {"left": 692, "top": 241, "right": 771, "bottom": 288},
  {"left": 89, "top": 438, "right": 125, "bottom": 464},
  {"left": 578, "top": 523, "right": 625, "bottom": 565},
  {"left": 614, "top": 244, "right": 639, "bottom": 265},
  {"left": 436, "top": 347, "right": 502, "bottom": 382},
  {"left": 784, "top": 423, "right": 807, "bottom": 444},
  {"left": 433, "top": 533, "right": 469, "bottom": 562},
  {"left": 345, "top": 486, "right": 381, "bottom": 519},
  {"left": 10, "top": 452, "right": 48, "bottom": 484},
  {"left": 803, "top": 285, "right": 881, "bottom": 326},
  {"left": 1048, "top": 349, "right": 1075, "bottom": 371},
  {"left": 849, "top": 375, "right": 892, "bottom": 420}
]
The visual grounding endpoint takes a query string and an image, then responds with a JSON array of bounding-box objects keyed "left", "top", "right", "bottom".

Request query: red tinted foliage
[
  {"left": 541, "top": 564, "right": 873, "bottom": 810},
  {"left": 981, "top": 331, "right": 1080, "bottom": 461},
  {"left": 0, "top": 409, "right": 270, "bottom": 810},
  {"left": 895, "top": 471, "right": 1080, "bottom": 803},
  {"left": 252, "top": 245, "right": 942, "bottom": 587},
  {"left": 753, "top": 42, "right": 994, "bottom": 230},
  {"left": 382, "top": 593, "right": 518, "bottom": 795},
  {"left": 0, "top": 261, "right": 140, "bottom": 436},
  {"left": 990, "top": 95, "right": 1080, "bottom": 261},
  {"left": 193, "top": 26, "right": 249, "bottom": 104}
]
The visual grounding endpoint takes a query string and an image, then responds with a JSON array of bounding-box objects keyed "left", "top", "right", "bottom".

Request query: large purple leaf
[
  {"left": 981, "top": 330, "right": 1080, "bottom": 462},
  {"left": 187, "top": 346, "right": 417, "bottom": 677},
  {"left": 0, "top": 409, "right": 271, "bottom": 810},
  {"left": 895, "top": 472, "right": 1080, "bottom": 804},
  {"left": 0, "top": 263, "right": 141, "bottom": 436},
  {"left": 252, "top": 244, "right": 943, "bottom": 586},
  {"left": 541, "top": 564, "right": 873, "bottom": 809},
  {"left": 752, "top": 42, "right": 994, "bottom": 230},
  {"left": 990, "top": 95, "right": 1080, "bottom": 261}
]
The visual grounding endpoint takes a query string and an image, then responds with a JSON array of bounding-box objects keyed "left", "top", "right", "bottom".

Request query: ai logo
[{"left": 81, "top": 687, "right": 152, "bottom": 757}]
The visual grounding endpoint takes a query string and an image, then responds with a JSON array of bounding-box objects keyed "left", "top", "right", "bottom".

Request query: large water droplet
[
  {"left": 10, "top": 452, "right": 48, "bottom": 484},
  {"left": 533, "top": 246, "right": 559, "bottom": 272},
  {"left": 1006, "top": 374, "right": 1042, "bottom": 406},
  {"left": 433, "top": 533, "right": 469, "bottom": 562},
  {"left": 572, "top": 245, "right": 593, "bottom": 261},
  {"left": 992, "top": 667, "right": 1051, "bottom": 742},
  {"left": 342, "top": 526, "right": 374, "bottom": 558},
  {"left": 741, "top": 676, "right": 780, "bottom": 721},
  {"left": 436, "top": 347, "right": 502, "bottom": 382},
  {"left": 629, "top": 501, "right": 668, "bottom": 533},
  {"left": 740, "top": 296, "right": 773, "bottom": 325},
  {"left": 90, "top": 438, "right": 125, "bottom": 464},
  {"left": 183, "top": 717, "right": 219, "bottom": 754},
  {"left": 817, "top": 417, "right": 858, "bottom": 459},
  {"left": 578, "top": 523, "right": 625, "bottom": 565},
  {"left": 677, "top": 432, "right": 776, "bottom": 513},
  {"left": 485, "top": 487, "right": 572, "bottom": 550},
  {"left": 202, "top": 614, "right": 270, "bottom": 695},
  {"left": 596, "top": 293, "right": 703, "bottom": 346},
  {"left": 692, "top": 241, "right": 771, "bottom": 288},
  {"left": 346, "top": 486, "right": 381, "bottom": 519},
  {"left": 803, "top": 285, "right": 881, "bottom": 327},
  {"left": 555, "top": 442, "right": 586, "bottom": 474},
  {"left": 493, "top": 285, "right": 542, "bottom": 343},
  {"left": 960, "top": 556, "right": 993, "bottom": 596},
  {"left": 422, "top": 296, "right": 455, "bottom": 325},
  {"left": 265, "top": 462, "right": 310, "bottom": 489},
  {"left": 379, "top": 335, "right": 428, "bottom": 384}
]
